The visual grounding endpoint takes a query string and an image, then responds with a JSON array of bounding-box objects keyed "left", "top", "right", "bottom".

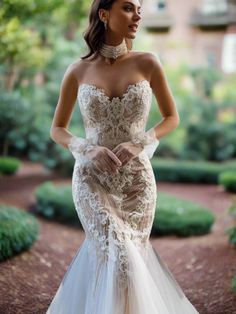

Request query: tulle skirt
[
  {"left": 46, "top": 152, "right": 199, "bottom": 314},
  {"left": 46, "top": 235, "right": 199, "bottom": 314}
]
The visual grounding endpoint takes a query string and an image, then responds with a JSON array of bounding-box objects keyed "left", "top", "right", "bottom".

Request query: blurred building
[{"left": 141, "top": 0, "right": 236, "bottom": 73}]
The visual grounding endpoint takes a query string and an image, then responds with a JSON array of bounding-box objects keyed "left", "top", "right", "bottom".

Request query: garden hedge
[{"left": 0, "top": 205, "right": 40, "bottom": 261}]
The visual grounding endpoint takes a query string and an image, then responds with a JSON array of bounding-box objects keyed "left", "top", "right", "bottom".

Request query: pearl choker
[{"left": 99, "top": 39, "right": 128, "bottom": 59}]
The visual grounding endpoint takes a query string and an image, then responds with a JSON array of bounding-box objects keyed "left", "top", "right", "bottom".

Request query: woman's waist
[{"left": 85, "top": 131, "right": 145, "bottom": 149}]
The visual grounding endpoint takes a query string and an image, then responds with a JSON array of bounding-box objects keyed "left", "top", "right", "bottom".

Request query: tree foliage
[{"left": 0, "top": 0, "right": 89, "bottom": 89}]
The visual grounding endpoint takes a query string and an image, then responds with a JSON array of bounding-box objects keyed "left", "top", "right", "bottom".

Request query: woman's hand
[
  {"left": 68, "top": 136, "right": 122, "bottom": 174},
  {"left": 112, "top": 141, "right": 143, "bottom": 166},
  {"left": 85, "top": 145, "right": 123, "bottom": 174}
]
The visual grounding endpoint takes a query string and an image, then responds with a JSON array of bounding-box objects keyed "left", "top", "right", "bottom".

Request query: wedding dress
[{"left": 46, "top": 79, "right": 199, "bottom": 314}]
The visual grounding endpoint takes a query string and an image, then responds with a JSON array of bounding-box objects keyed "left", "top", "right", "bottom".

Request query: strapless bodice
[{"left": 77, "top": 79, "right": 153, "bottom": 150}]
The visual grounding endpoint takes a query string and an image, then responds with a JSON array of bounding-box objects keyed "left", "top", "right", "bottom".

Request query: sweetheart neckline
[{"left": 78, "top": 79, "right": 151, "bottom": 102}]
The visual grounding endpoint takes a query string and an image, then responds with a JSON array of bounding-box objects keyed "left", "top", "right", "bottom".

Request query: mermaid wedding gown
[{"left": 46, "top": 79, "right": 199, "bottom": 314}]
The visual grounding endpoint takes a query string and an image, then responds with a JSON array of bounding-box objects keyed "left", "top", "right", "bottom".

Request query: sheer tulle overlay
[{"left": 46, "top": 80, "right": 199, "bottom": 314}]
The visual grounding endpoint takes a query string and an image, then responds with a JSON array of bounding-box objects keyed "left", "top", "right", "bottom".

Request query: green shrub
[
  {"left": 225, "top": 197, "right": 236, "bottom": 292},
  {"left": 151, "top": 158, "right": 236, "bottom": 184},
  {"left": 151, "top": 158, "right": 219, "bottom": 183},
  {"left": 182, "top": 104, "right": 236, "bottom": 161},
  {"left": 177, "top": 67, "right": 236, "bottom": 162},
  {"left": 232, "top": 275, "right": 236, "bottom": 293},
  {"left": 0, "top": 156, "right": 21, "bottom": 175},
  {"left": 0, "top": 87, "right": 52, "bottom": 162},
  {"left": 226, "top": 226, "right": 236, "bottom": 247},
  {"left": 218, "top": 171, "right": 236, "bottom": 192},
  {"left": 223, "top": 160, "right": 236, "bottom": 172},
  {"left": 152, "top": 192, "right": 215, "bottom": 236},
  {"left": 0, "top": 89, "right": 29, "bottom": 156},
  {"left": 0, "top": 205, "right": 40, "bottom": 262},
  {"left": 228, "top": 197, "right": 236, "bottom": 219},
  {"left": 34, "top": 181, "right": 81, "bottom": 225}
]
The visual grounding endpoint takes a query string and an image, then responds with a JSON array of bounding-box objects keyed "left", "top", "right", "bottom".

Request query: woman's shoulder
[
  {"left": 67, "top": 58, "right": 89, "bottom": 72},
  {"left": 131, "top": 50, "right": 160, "bottom": 64},
  {"left": 64, "top": 58, "right": 91, "bottom": 83},
  {"left": 131, "top": 51, "right": 162, "bottom": 77}
]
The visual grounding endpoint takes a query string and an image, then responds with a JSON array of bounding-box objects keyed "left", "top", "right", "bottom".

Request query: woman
[{"left": 47, "top": 0, "right": 200, "bottom": 313}]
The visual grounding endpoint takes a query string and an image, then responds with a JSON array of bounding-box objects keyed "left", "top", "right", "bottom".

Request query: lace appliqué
[
  {"left": 77, "top": 80, "right": 153, "bottom": 151},
  {"left": 72, "top": 165, "right": 130, "bottom": 290},
  {"left": 71, "top": 79, "right": 158, "bottom": 292}
]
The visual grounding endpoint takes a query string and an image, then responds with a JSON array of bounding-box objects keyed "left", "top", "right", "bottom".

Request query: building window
[
  {"left": 156, "top": 0, "right": 167, "bottom": 12},
  {"left": 222, "top": 34, "right": 236, "bottom": 73},
  {"left": 201, "top": 0, "right": 227, "bottom": 14}
]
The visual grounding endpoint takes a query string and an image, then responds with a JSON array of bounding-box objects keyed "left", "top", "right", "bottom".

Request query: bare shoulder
[
  {"left": 140, "top": 52, "right": 162, "bottom": 71},
  {"left": 131, "top": 50, "right": 158, "bottom": 60},
  {"left": 140, "top": 52, "right": 166, "bottom": 88},
  {"left": 64, "top": 58, "right": 90, "bottom": 84},
  {"left": 131, "top": 51, "right": 163, "bottom": 80}
]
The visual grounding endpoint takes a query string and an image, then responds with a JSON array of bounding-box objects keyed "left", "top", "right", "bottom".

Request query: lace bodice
[{"left": 77, "top": 79, "right": 153, "bottom": 150}]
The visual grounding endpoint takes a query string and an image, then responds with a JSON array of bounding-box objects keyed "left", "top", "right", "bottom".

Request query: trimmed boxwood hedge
[
  {"left": 0, "top": 156, "right": 21, "bottom": 175},
  {"left": 34, "top": 181, "right": 81, "bottom": 225},
  {"left": 227, "top": 226, "right": 236, "bottom": 247},
  {"left": 152, "top": 192, "right": 215, "bottom": 236},
  {"left": 232, "top": 275, "right": 236, "bottom": 293},
  {"left": 151, "top": 158, "right": 236, "bottom": 184},
  {"left": 218, "top": 171, "right": 236, "bottom": 193},
  {"left": 0, "top": 205, "right": 40, "bottom": 262},
  {"left": 35, "top": 181, "right": 215, "bottom": 236}
]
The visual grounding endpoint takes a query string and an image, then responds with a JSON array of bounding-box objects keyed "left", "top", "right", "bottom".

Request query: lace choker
[{"left": 99, "top": 39, "right": 128, "bottom": 60}]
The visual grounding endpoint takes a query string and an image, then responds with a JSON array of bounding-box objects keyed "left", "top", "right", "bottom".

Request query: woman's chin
[{"left": 126, "top": 32, "right": 136, "bottom": 39}]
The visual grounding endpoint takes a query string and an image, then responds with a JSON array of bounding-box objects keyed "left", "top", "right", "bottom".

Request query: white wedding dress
[{"left": 46, "top": 79, "right": 199, "bottom": 314}]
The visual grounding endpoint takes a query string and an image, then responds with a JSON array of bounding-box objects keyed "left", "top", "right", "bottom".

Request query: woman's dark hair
[{"left": 81, "top": 0, "right": 133, "bottom": 60}]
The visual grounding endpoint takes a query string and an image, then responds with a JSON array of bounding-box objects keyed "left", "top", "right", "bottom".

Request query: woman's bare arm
[
  {"left": 148, "top": 53, "right": 180, "bottom": 139},
  {"left": 50, "top": 63, "right": 79, "bottom": 149}
]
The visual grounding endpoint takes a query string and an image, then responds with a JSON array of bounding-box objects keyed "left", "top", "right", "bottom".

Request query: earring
[{"left": 103, "top": 19, "right": 107, "bottom": 30}]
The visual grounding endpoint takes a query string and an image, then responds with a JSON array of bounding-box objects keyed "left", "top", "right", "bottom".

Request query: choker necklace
[{"left": 99, "top": 39, "right": 128, "bottom": 60}]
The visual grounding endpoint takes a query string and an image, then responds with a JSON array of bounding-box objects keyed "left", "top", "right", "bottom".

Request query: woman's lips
[{"left": 129, "top": 25, "right": 138, "bottom": 32}]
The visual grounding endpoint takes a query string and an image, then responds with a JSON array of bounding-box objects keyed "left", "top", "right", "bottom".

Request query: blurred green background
[{"left": 0, "top": 0, "right": 236, "bottom": 174}]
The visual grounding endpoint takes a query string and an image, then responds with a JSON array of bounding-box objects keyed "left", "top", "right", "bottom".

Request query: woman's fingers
[
  {"left": 94, "top": 154, "right": 118, "bottom": 173},
  {"left": 112, "top": 145, "right": 124, "bottom": 158},
  {"left": 106, "top": 149, "right": 122, "bottom": 166},
  {"left": 103, "top": 155, "right": 116, "bottom": 172},
  {"left": 93, "top": 162, "right": 103, "bottom": 173},
  {"left": 91, "top": 145, "right": 134, "bottom": 174},
  {"left": 115, "top": 147, "right": 132, "bottom": 163}
]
